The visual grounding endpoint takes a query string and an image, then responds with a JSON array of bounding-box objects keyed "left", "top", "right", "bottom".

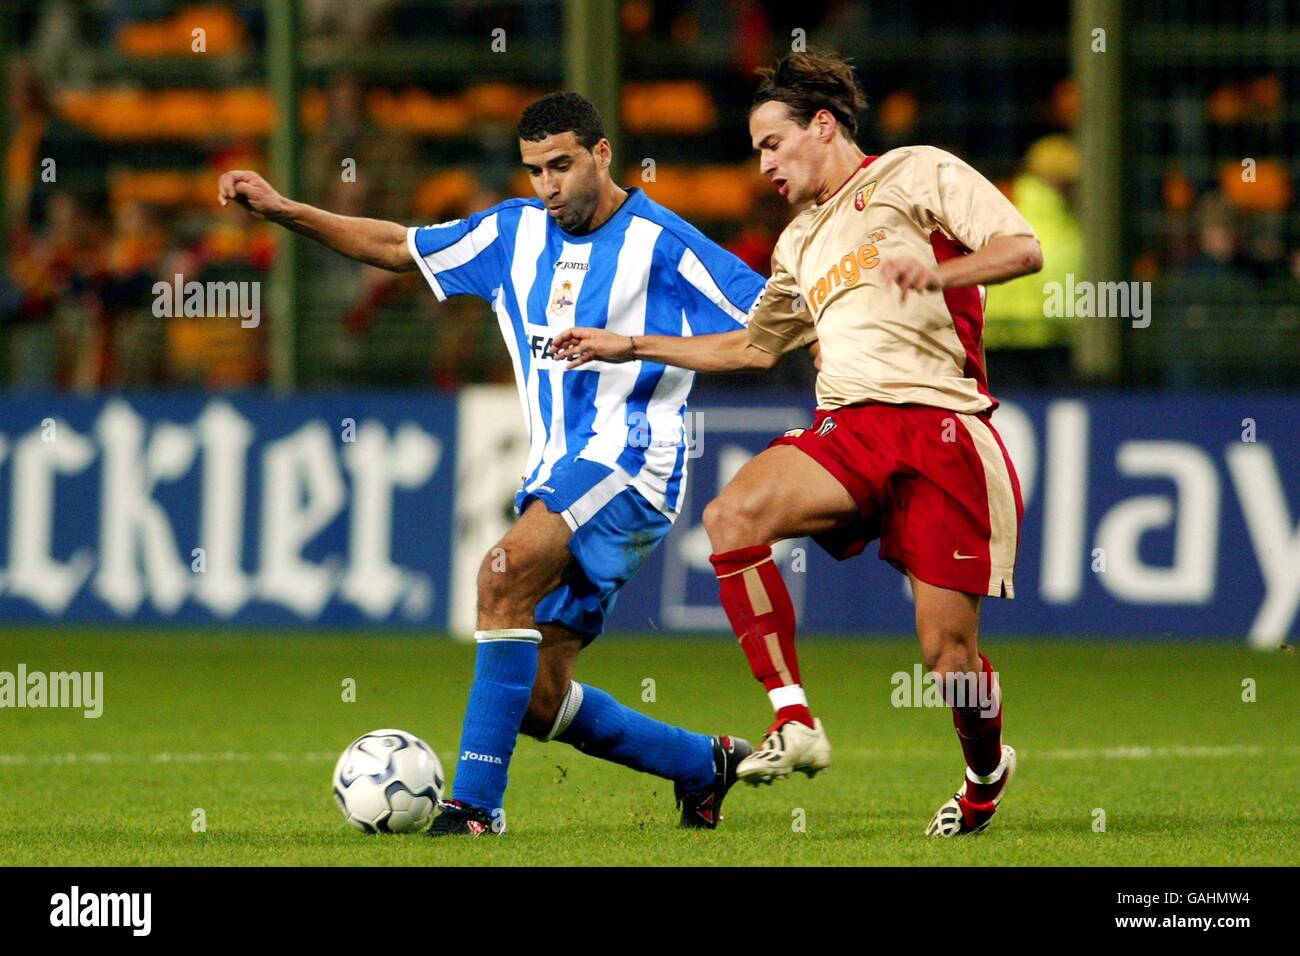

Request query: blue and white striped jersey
[{"left": 407, "top": 188, "right": 766, "bottom": 517}]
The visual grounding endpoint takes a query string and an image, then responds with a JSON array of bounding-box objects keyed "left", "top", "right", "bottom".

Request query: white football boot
[
  {"left": 736, "top": 718, "right": 832, "bottom": 785},
  {"left": 925, "top": 744, "right": 1017, "bottom": 836}
]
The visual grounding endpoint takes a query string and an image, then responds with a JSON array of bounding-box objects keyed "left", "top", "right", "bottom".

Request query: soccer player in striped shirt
[
  {"left": 219, "top": 92, "right": 764, "bottom": 835},
  {"left": 555, "top": 51, "right": 1044, "bottom": 836}
]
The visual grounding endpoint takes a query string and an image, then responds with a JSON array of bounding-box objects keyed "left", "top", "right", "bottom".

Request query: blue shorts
[{"left": 517, "top": 458, "right": 674, "bottom": 643}]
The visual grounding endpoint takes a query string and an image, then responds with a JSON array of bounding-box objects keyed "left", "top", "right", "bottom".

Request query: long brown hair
[{"left": 751, "top": 49, "right": 868, "bottom": 141}]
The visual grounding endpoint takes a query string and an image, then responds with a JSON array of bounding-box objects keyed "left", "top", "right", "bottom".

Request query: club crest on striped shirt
[{"left": 551, "top": 280, "right": 575, "bottom": 317}]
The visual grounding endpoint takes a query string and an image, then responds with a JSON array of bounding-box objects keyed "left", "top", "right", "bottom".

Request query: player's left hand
[{"left": 880, "top": 256, "right": 943, "bottom": 303}]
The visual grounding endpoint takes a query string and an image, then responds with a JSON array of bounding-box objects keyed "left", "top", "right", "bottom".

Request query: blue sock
[
  {"left": 554, "top": 683, "right": 715, "bottom": 790},
  {"left": 448, "top": 629, "right": 540, "bottom": 821}
]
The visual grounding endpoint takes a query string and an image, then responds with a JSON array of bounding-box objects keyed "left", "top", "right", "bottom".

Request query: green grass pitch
[{"left": 1, "top": 629, "right": 1296, "bottom": 866}]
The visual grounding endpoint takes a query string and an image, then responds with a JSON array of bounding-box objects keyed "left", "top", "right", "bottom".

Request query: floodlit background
[
  {"left": 5, "top": 1, "right": 1297, "bottom": 394},
  {"left": 1, "top": 2, "right": 1298, "bottom": 644}
]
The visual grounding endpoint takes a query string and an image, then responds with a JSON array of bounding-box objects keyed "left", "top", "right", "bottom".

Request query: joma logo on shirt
[{"left": 807, "top": 229, "right": 887, "bottom": 313}]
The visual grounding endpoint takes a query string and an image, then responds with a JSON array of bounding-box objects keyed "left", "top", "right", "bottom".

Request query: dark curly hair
[
  {"left": 751, "top": 49, "right": 868, "bottom": 141},
  {"left": 518, "top": 91, "right": 607, "bottom": 149}
]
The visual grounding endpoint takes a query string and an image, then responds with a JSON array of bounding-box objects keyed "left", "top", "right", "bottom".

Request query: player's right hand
[
  {"left": 552, "top": 326, "right": 635, "bottom": 368},
  {"left": 218, "top": 170, "right": 289, "bottom": 221}
]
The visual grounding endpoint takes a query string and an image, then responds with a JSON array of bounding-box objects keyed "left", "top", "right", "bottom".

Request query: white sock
[
  {"left": 473, "top": 628, "right": 542, "bottom": 644},
  {"left": 966, "top": 751, "right": 1008, "bottom": 786},
  {"left": 768, "top": 683, "right": 808, "bottom": 713},
  {"left": 543, "top": 681, "right": 584, "bottom": 741}
]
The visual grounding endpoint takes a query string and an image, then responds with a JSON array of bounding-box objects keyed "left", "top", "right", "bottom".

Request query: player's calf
[
  {"left": 431, "top": 507, "right": 575, "bottom": 836},
  {"left": 519, "top": 627, "right": 582, "bottom": 740},
  {"left": 429, "top": 627, "right": 542, "bottom": 837},
  {"left": 704, "top": 445, "right": 856, "bottom": 740},
  {"left": 710, "top": 543, "right": 815, "bottom": 730},
  {"left": 927, "top": 648, "right": 1004, "bottom": 804},
  {"left": 537, "top": 678, "right": 752, "bottom": 828},
  {"left": 520, "top": 685, "right": 564, "bottom": 740}
]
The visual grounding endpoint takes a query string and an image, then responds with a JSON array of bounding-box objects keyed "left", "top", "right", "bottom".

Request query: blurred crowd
[{"left": 2, "top": 1, "right": 1296, "bottom": 392}]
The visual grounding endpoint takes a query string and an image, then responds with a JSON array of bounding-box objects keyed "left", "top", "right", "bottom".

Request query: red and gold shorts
[{"left": 769, "top": 403, "right": 1024, "bottom": 598}]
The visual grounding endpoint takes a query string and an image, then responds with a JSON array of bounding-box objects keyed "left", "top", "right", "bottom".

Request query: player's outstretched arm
[
  {"left": 552, "top": 327, "right": 780, "bottom": 373},
  {"left": 881, "top": 234, "right": 1042, "bottom": 303},
  {"left": 217, "top": 170, "right": 415, "bottom": 272}
]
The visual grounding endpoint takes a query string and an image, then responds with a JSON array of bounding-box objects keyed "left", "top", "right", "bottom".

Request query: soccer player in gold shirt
[{"left": 554, "top": 51, "right": 1043, "bottom": 836}]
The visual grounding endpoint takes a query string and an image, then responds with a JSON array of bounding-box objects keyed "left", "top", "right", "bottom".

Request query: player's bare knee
[
  {"left": 475, "top": 558, "right": 510, "bottom": 620},
  {"left": 923, "top": 642, "right": 979, "bottom": 681},
  {"left": 701, "top": 496, "right": 729, "bottom": 538},
  {"left": 703, "top": 491, "right": 767, "bottom": 551},
  {"left": 476, "top": 547, "right": 536, "bottom": 626}
]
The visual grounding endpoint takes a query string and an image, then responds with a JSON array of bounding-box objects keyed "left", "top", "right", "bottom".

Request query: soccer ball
[{"left": 332, "top": 729, "right": 444, "bottom": 833}]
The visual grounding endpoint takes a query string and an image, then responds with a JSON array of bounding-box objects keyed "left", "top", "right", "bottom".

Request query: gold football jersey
[{"left": 748, "top": 145, "right": 1036, "bottom": 412}]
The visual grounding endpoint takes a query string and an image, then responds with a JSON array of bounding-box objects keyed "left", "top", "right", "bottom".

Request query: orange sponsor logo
[{"left": 807, "top": 230, "right": 886, "bottom": 313}]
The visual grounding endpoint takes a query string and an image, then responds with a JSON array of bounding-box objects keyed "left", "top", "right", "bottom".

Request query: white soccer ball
[{"left": 332, "top": 729, "right": 444, "bottom": 833}]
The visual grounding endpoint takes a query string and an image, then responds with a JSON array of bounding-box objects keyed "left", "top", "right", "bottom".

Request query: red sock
[
  {"left": 710, "top": 544, "right": 813, "bottom": 730},
  {"left": 949, "top": 652, "right": 1003, "bottom": 802}
]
